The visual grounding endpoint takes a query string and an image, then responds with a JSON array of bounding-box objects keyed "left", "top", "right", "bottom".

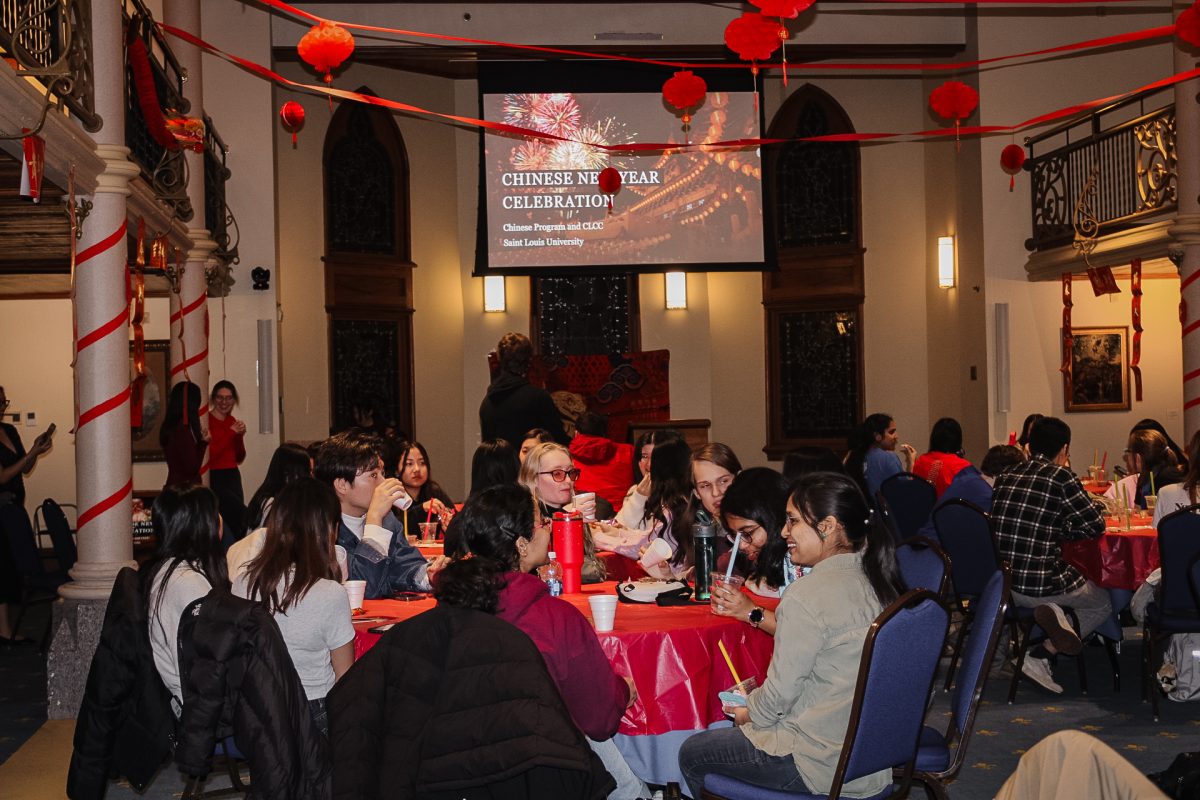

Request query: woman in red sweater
[
  {"left": 208, "top": 380, "right": 247, "bottom": 542},
  {"left": 435, "top": 484, "right": 647, "bottom": 799},
  {"left": 912, "top": 417, "right": 972, "bottom": 497}
]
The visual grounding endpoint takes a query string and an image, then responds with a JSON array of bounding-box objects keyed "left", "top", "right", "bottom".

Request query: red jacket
[
  {"left": 496, "top": 572, "right": 629, "bottom": 740},
  {"left": 569, "top": 434, "right": 634, "bottom": 512},
  {"left": 912, "top": 451, "right": 972, "bottom": 498}
]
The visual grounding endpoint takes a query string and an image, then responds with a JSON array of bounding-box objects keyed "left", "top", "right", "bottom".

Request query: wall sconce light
[
  {"left": 937, "top": 235, "right": 955, "bottom": 289},
  {"left": 665, "top": 271, "right": 687, "bottom": 310},
  {"left": 483, "top": 275, "right": 506, "bottom": 312}
]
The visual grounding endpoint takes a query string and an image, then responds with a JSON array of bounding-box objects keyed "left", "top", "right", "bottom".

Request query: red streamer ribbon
[
  {"left": 254, "top": 0, "right": 1169, "bottom": 76},
  {"left": 78, "top": 478, "right": 133, "bottom": 529},
  {"left": 127, "top": 32, "right": 179, "bottom": 151},
  {"left": 159, "top": 23, "right": 1200, "bottom": 153},
  {"left": 1061, "top": 273, "right": 1074, "bottom": 399},
  {"left": 1131, "top": 258, "right": 1143, "bottom": 402},
  {"left": 130, "top": 220, "right": 148, "bottom": 428}
]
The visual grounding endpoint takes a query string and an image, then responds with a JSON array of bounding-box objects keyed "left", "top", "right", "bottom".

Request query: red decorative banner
[
  {"left": 1086, "top": 266, "right": 1120, "bottom": 296},
  {"left": 130, "top": 220, "right": 147, "bottom": 427},
  {"left": 1061, "top": 272, "right": 1074, "bottom": 399},
  {"left": 1131, "top": 258, "right": 1143, "bottom": 402},
  {"left": 157, "top": 23, "right": 1200, "bottom": 154}
]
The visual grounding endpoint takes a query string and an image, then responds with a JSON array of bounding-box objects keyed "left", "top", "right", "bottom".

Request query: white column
[
  {"left": 164, "top": 0, "right": 214, "bottom": 461},
  {"left": 1171, "top": 2, "right": 1200, "bottom": 439},
  {"left": 60, "top": 0, "right": 140, "bottom": 599}
]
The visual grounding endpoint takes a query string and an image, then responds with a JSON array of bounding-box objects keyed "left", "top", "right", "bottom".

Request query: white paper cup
[
  {"left": 588, "top": 595, "right": 618, "bottom": 632},
  {"left": 573, "top": 492, "right": 597, "bottom": 521},
  {"left": 345, "top": 580, "right": 367, "bottom": 611},
  {"left": 639, "top": 537, "right": 675, "bottom": 569}
]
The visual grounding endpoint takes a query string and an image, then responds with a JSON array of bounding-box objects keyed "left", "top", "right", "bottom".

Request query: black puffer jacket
[
  {"left": 67, "top": 567, "right": 175, "bottom": 799},
  {"left": 176, "top": 588, "right": 330, "bottom": 800},
  {"left": 328, "top": 605, "right": 614, "bottom": 800}
]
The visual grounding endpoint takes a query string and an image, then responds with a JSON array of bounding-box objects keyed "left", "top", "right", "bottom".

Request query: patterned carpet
[{"left": 2, "top": 611, "right": 1197, "bottom": 799}]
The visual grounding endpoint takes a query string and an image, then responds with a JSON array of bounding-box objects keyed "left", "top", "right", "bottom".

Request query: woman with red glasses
[{"left": 519, "top": 442, "right": 608, "bottom": 581}]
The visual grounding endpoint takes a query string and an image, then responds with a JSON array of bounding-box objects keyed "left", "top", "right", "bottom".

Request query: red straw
[
  {"left": 1100, "top": 451, "right": 1108, "bottom": 471},
  {"left": 425, "top": 501, "right": 434, "bottom": 525}
]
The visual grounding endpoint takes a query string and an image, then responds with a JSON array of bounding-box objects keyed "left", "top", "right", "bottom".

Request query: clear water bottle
[{"left": 543, "top": 552, "right": 563, "bottom": 597}]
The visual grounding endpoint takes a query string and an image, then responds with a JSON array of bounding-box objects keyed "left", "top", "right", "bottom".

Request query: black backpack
[{"left": 1149, "top": 752, "right": 1200, "bottom": 799}]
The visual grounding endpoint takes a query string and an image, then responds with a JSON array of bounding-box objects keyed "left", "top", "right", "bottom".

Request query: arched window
[
  {"left": 763, "top": 85, "right": 864, "bottom": 458},
  {"left": 323, "top": 91, "right": 415, "bottom": 438}
]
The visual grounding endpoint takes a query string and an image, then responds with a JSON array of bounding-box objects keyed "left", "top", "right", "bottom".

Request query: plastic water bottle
[
  {"left": 693, "top": 522, "right": 717, "bottom": 601},
  {"left": 543, "top": 552, "right": 563, "bottom": 597}
]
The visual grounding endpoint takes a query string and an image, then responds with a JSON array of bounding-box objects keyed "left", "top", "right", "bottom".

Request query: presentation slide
[{"left": 481, "top": 91, "right": 764, "bottom": 270}]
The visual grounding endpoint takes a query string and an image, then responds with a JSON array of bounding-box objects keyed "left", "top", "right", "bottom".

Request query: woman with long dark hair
[
  {"left": 843, "top": 412, "right": 913, "bottom": 498},
  {"left": 433, "top": 484, "right": 644, "bottom": 798},
  {"left": 144, "top": 484, "right": 228, "bottom": 711},
  {"left": 245, "top": 443, "right": 313, "bottom": 532},
  {"left": 1151, "top": 428, "right": 1200, "bottom": 525},
  {"left": 236, "top": 478, "right": 354, "bottom": 735},
  {"left": 679, "top": 472, "right": 905, "bottom": 799},
  {"left": 207, "top": 380, "right": 248, "bottom": 542},
  {"left": 617, "top": 429, "right": 686, "bottom": 533},
  {"left": 912, "top": 417, "right": 972, "bottom": 497},
  {"left": 469, "top": 439, "right": 520, "bottom": 498},
  {"left": 396, "top": 440, "right": 455, "bottom": 539},
  {"left": 161, "top": 381, "right": 207, "bottom": 489},
  {"left": 710, "top": 468, "right": 792, "bottom": 633}
]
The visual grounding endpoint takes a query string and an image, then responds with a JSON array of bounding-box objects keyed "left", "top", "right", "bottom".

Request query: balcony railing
[
  {"left": 1025, "top": 88, "right": 1175, "bottom": 252},
  {"left": 1, "top": 0, "right": 100, "bottom": 132},
  {"left": 123, "top": 1, "right": 191, "bottom": 222},
  {"left": 204, "top": 114, "right": 238, "bottom": 268}
]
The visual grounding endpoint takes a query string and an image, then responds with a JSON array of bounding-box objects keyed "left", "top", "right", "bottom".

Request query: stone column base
[{"left": 46, "top": 597, "right": 109, "bottom": 720}]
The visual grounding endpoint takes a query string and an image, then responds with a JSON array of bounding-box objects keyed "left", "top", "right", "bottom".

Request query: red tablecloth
[
  {"left": 598, "top": 551, "right": 647, "bottom": 582},
  {"left": 1060, "top": 518, "right": 1159, "bottom": 590},
  {"left": 353, "top": 581, "right": 777, "bottom": 736}
]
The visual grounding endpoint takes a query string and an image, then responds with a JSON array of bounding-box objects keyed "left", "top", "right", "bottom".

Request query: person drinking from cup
[
  {"left": 235, "top": 478, "right": 354, "bottom": 736},
  {"left": 520, "top": 442, "right": 607, "bottom": 582},
  {"left": 432, "top": 484, "right": 647, "bottom": 800},
  {"left": 710, "top": 468, "right": 792, "bottom": 634},
  {"left": 678, "top": 472, "right": 905, "bottom": 798},
  {"left": 315, "top": 431, "right": 448, "bottom": 599}
]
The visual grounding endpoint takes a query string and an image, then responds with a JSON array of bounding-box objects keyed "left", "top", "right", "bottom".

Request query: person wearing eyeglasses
[
  {"left": 208, "top": 380, "right": 248, "bottom": 543},
  {"left": 519, "top": 442, "right": 609, "bottom": 582}
]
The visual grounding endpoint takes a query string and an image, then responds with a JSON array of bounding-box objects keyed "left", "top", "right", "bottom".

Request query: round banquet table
[
  {"left": 354, "top": 580, "right": 777, "bottom": 737},
  {"left": 1059, "top": 515, "right": 1160, "bottom": 591}
]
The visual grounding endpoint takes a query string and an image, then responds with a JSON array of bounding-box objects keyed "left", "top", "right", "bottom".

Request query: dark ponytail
[
  {"left": 844, "top": 413, "right": 893, "bottom": 498},
  {"left": 789, "top": 472, "right": 904, "bottom": 608},
  {"left": 431, "top": 483, "right": 535, "bottom": 614}
]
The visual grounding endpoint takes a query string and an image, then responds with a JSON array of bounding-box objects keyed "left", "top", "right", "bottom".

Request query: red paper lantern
[
  {"left": 164, "top": 116, "right": 205, "bottom": 153},
  {"left": 280, "top": 101, "right": 305, "bottom": 147},
  {"left": 929, "top": 80, "right": 979, "bottom": 149},
  {"left": 929, "top": 81, "right": 979, "bottom": 122},
  {"left": 724, "top": 12, "right": 782, "bottom": 62},
  {"left": 662, "top": 70, "right": 707, "bottom": 132},
  {"left": 1178, "top": 2, "right": 1200, "bottom": 47},
  {"left": 297, "top": 21, "right": 355, "bottom": 84},
  {"left": 1000, "top": 143, "right": 1026, "bottom": 191},
  {"left": 598, "top": 167, "right": 621, "bottom": 213}
]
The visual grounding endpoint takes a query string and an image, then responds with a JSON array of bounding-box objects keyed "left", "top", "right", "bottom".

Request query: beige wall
[{"left": 977, "top": 6, "right": 1182, "bottom": 459}]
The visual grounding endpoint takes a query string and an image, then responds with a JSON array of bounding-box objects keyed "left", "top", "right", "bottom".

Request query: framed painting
[
  {"left": 1065, "top": 326, "right": 1130, "bottom": 412},
  {"left": 131, "top": 339, "right": 170, "bottom": 462}
]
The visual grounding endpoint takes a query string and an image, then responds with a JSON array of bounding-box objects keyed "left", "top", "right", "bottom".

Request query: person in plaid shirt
[{"left": 992, "top": 416, "right": 1110, "bottom": 694}]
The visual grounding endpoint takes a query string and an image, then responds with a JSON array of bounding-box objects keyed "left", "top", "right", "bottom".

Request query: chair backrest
[
  {"left": 1157, "top": 504, "right": 1200, "bottom": 615},
  {"left": 830, "top": 589, "right": 950, "bottom": 798},
  {"left": 41, "top": 498, "right": 77, "bottom": 574},
  {"left": 943, "top": 569, "right": 1010, "bottom": 775},
  {"left": 0, "top": 503, "right": 46, "bottom": 578},
  {"left": 895, "top": 537, "right": 950, "bottom": 596},
  {"left": 933, "top": 498, "right": 1001, "bottom": 600},
  {"left": 878, "top": 473, "right": 937, "bottom": 542}
]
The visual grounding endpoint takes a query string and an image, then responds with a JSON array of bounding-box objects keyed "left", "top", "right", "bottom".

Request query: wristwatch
[{"left": 748, "top": 607, "right": 765, "bottom": 628}]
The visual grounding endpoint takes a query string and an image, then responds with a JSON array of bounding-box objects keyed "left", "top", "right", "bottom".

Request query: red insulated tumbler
[{"left": 552, "top": 511, "right": 585, "bottom": 594}]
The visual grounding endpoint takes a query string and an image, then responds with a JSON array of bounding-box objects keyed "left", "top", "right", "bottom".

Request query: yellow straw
[{"left": 718, "top": 640, "right": 742, "bottom": 685}]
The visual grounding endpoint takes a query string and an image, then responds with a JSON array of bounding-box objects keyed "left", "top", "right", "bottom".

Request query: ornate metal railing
[
  {"left": 1025, "top": 88, "right": 1175, "bottom": 252},
  {"left": 0, "top": 0, "right": 100, "bottom": 132},
  {"left": 204, "top": 114, "right": 238, "bottom": 268},
  {"left": 123, "top": 1, "right": 191, "bottom": 221}
]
